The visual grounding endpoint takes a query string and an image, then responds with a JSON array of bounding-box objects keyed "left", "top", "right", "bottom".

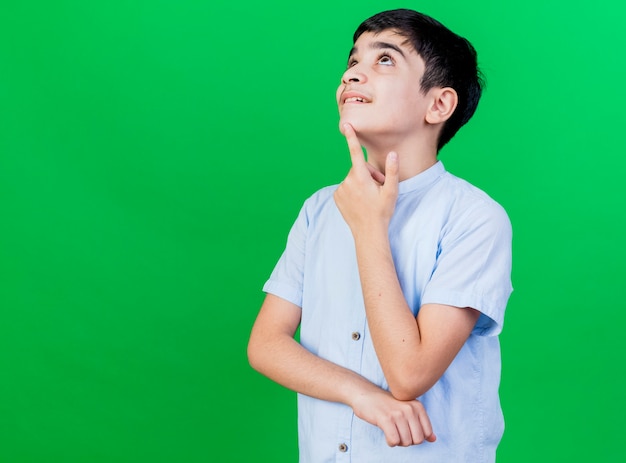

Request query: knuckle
[{"left": 411, "top": 401, "right": 424, "bottom": 412}]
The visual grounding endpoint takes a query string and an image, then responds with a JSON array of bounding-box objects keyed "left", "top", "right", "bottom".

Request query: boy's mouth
[
  {"left": 345, "top": 97, "right": 367, "bottom": 103},
  {"left": 341, "top": 91, "right": 371, "bottom": 104}
]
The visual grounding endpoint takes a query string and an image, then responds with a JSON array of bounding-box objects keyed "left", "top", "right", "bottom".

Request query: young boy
[{"left": 248, "top": 8, "right": 512, "bottom": 463}]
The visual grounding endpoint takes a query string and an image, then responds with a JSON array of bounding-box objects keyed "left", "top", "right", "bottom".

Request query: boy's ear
[{"left": 425, "top": 87, "right": 458, "bottom": 125}]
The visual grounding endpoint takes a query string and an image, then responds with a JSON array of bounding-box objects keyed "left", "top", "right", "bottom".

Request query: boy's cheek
[{"left": 336, "top": 86, "right": 346, "bottom": 108}]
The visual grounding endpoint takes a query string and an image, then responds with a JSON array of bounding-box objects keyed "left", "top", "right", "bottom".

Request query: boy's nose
[{"left": 342, "top": 67, "right": 367, "bottom": 84}]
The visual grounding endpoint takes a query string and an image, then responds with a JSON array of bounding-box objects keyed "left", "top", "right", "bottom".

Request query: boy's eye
[
  {"left": 378, "top": 54, "right": 394, "bottom": 66},
  {"left": 347, "top": 59, "right": 358, "bottom": 68}
]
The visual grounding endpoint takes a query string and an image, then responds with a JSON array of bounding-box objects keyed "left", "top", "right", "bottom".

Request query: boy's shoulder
[
  {"left": 301, "top": 184, "right": 339, "bottom": 211},
  {"left": 436, "top": 171, "right": 511, "bottom": 231},
  {"left": 441, "top": 170, "right": 497, "bottom": 200}
]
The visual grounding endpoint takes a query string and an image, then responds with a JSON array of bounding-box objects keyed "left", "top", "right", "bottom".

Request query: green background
[{"left": 1, "top": 0, "right": 624, "bottom": 461}]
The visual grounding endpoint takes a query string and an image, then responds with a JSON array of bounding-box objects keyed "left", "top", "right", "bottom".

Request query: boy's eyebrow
[
  {"left": 371, "top": 41, "right": 406, "bottom": 57},
  {"left": 348, "top": 41, "right": 407, "bottom": 60}
]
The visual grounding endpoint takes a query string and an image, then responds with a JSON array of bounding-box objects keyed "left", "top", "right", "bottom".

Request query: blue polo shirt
[{"left": 264, "top": 161, "right": 513, "bottom": 463}]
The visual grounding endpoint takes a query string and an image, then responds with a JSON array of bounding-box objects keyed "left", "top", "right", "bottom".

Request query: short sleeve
[
  {"left": 262, "top": 201, "right": 309, "bottom": 308},
  {"left": 421, "top": 201, "right": 513, "bottom": 336}
]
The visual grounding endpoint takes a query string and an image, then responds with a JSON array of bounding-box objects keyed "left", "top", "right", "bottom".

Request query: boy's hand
[
  {"left": 334, "top": 123, "right": 399, "bottom": 236},
  {"left": 350, "top": 387, "right": 436, "bottom": 447}
]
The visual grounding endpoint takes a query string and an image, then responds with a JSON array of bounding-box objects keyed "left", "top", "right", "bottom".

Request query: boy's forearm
[
  {"left": 248, "top": 294, "right": 386, "bottom": 407},
  {"left": 352, "top": 227, "right": 432, "bottom": 399},
  {"left": 249, "top": 328, "right": 372, "bottom": 405}
]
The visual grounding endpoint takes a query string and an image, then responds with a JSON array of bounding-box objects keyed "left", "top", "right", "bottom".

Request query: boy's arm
[
  {"left": 334, "top": 124, "right": 481, "bottom": 401},
  {"left": 248, "top": 293, "right": 436, "bottom": 447}
]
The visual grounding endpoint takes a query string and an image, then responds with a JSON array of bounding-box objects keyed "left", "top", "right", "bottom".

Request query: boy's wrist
[
  {"left": 351, "top": 221, "right": 390, "bottom": 245},
  {"left": 342, "top": 373, "right": 383, "bottom": 410}
]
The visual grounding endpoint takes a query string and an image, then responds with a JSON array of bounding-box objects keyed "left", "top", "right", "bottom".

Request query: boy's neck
[{"left": 362, "top": 134, "right": 439, "bottom": 181}]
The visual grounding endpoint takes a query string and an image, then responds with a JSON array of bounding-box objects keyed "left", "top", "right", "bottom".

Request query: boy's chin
[{"left": 338, "top": 118, "right": 366, "bottom": 134}]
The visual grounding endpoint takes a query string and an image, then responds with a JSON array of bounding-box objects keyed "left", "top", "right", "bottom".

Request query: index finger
[{"left": 342, "top": 123, "right": 367, "bottom": 168}]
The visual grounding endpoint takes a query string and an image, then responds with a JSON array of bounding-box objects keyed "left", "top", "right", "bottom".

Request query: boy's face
[{"left": 336, "top": 29, "right": 431, "bottom": 141}]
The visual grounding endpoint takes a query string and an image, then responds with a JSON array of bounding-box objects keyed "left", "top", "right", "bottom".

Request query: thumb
[{"left": 383, "top": 151, "right": 399, "bottom": 195}]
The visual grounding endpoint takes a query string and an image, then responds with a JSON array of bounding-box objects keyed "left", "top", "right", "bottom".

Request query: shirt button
[
  {"left": 338, "top": 443, "right": 348, "bottom": 452},
  {"left": 351, "top": 331, "right": 361, "bottom": 341}
]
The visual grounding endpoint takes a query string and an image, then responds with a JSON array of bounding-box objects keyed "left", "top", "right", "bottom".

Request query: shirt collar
[{"left": 398, "top": 160, "right": 446, "bottom": 195}]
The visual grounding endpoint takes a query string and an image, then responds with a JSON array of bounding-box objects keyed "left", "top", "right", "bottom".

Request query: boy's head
[{"left": 350, "top": 9, "right": 483, "bottom": 151}]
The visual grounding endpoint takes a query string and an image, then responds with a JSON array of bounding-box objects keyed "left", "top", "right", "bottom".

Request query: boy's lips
[{"left": 341, "top": 91, "right": 371, "bottom": 104}]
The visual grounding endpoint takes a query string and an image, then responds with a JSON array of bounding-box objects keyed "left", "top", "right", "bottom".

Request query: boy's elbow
[
  {"left": 247, "top": 328, "right": 282, "bottom": 376},
  {"left": 388, "top": 384, "right": 424, "bottom": 401},
  {"left": 389, "top": 388, "right": 415, "bottom": 401},
  {"left": 387, "top": 371, "right": 437, "bottom": 401},
  {"left": 247, "top": 333, "right": 265, "bottom": 373}
]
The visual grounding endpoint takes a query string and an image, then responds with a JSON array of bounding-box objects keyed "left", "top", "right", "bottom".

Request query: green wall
[{"left": 1, "top": 1, "right": 624, "bottom": 461}]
